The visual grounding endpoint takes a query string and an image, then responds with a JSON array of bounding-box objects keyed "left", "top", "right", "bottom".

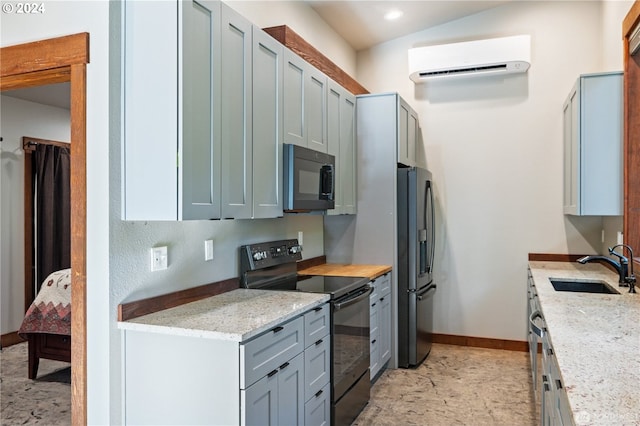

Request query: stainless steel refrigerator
[{"left": 397, "top": 166, "right": 436, "bottom": 368}]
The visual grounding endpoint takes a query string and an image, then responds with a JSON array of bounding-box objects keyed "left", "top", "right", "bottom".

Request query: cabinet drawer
[
  {"left": 304, "top": 303, "right": 330, "bottom": 347},
  {"left": 304, "top": 336, "right": 330, "bottom": 401},
  {"left": 304, "top": 382, "right": 330, "bottom": 426},
  {"left": 377, "top": 273, "right": 391, "bottom": 296},
  {"left": 241, "top": 316, "right": 304, "bottom": 388}
]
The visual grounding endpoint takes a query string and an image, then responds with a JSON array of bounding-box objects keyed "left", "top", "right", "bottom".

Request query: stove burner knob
[
  {"left": 289, "top": 245, "right": 301, "bottom": 255},
  {"left": 253, "top": 251, "right": 266, "bottom": 261}
]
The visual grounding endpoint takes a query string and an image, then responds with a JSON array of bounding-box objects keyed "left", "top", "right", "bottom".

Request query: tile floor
[{"left": 1, "top": 342, "right": 536, "bottom": 425}]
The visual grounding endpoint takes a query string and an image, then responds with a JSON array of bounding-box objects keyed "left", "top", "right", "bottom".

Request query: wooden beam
[
  {"left": 0, "top": 33, "right": 89, "bottom": 77},
  {"left": 263, "top": 25, "right": 369, "bottom": 95},
  {"left": 0, "top": 68, "right": 71, "bottom": 91},
  {"left": 623, "top": 0, "right": 640, "bottom": 38}
]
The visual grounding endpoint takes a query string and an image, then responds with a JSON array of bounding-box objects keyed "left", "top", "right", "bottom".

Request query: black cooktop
[{"left": 266, "top": 275, "right": 369, "bottom": 300}]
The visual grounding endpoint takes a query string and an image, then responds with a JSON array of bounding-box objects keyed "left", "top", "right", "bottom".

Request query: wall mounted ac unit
[{"left": 408, "top": 35, "right": 531, "bottom": 82}]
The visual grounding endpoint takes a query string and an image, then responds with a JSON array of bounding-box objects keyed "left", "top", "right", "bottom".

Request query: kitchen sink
[{"left": 549, "top": 278, "right": 619, "bottom": 294}]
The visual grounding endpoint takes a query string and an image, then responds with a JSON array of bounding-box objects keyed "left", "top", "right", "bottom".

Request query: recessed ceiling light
[{"left": 384, "top": 9, "right": 404, "bottom": 21}]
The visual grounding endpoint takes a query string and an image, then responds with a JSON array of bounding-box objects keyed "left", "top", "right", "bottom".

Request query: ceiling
[
  {"left": 1, "top": 1, "right": 511, "bottom": 108},
  {"left": 305, "top": 1, "right": 513, "bottom": 51}
]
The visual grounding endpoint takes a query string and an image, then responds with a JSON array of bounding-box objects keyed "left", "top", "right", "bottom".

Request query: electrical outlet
[
  {"left": 150, "top": 246, "right": 168, "bottom": 271},
  {"left": 298, "top": 231, "right": 304, "bottom": 248},
  {"left": 205, "top": 239, "right": 214, "bottom": 261}
]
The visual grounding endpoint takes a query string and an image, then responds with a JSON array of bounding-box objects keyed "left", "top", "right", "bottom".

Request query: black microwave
[{"left": 284, "top": 144, "right": 335, "bottom": 212}]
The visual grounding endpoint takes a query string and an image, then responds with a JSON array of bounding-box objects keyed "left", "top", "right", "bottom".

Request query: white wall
[
  {"left": 226, "top": 0, "right": 357, "bottom": 77},
  {"left": 355, "top": 0, "right": 631, "bottom": 342},
  {"left": 0, "top": 96, "right": 70, "bottom": 335}
]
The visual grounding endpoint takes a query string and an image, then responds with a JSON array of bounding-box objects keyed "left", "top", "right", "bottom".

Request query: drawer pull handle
[
  {"left": 380, "top": 297, "right": 385, "bottom": 301},
  {"left": 371, "top": 339, "right": 377, "bottom": 344},
  {"left": 315, "top": 389, "right": 323, "bottom": 398},
  {"left": 267, "top": 369, "right": 278, "bottom": 378},
  {"left": 279, "top": 362, "right": 289, "bottom": 370},
  {"left": 272, "top": 326, "right": 284, "bottom": 333},
  {"left": 371, "top": 303, "right": 376, "bottom": 307},
  {"left": 315, "top": 339, "right": 323, "bottom": 346},
  {"left": 313, "top": 307, "right": 323, "bottom": 312},
  {"left": 555, "top": 379, "right": 563, "bottom": 390}
]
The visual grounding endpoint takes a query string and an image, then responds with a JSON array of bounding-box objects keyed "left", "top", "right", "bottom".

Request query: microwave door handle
[{"left": 320, "top": 165, "right": 334, "bottom": 199}]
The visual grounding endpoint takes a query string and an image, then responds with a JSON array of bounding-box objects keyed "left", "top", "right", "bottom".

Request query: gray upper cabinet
[
  {"left": 327, "top": 80, "right": 357, "bottom": 215},
  {"left": 563, "top": 72, "right": 623, "bottom": 216},
  {"left": 122, "top": 0, "right": 222, "bottom": 220},
  {"left": 221, "top": 4, "right": 252, "bottom": 219},
  {"left": 283, "top": 50, "right": 329, "bottom": 153},
  {"left": 398, "top": 98, "right": 418, "bottom": 167},
  {"left": 251, "top": 26, "right": 284, "bottom": 219},
  {"left": 221, "top": 4, "right": 284, "bottom": 219}
]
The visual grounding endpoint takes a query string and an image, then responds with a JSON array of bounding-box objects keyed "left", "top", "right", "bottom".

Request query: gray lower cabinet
[
  {"left": 370, "top": 273, "right": 391, "bottom": 380},
  {"left": 527, "top": 269, "right": 574, "bottom": 426},
  {"left": 123, "top": 303, "right": 330, "bottom": 425},
  {"left": 327, "top": 80, "right": 357, "bottom": 215},
  {"left": 562, "top": 72, "right": 623, "bottom": 216},
  {"left": 122, "top": 0, "right": 222, "bottom": 220}
]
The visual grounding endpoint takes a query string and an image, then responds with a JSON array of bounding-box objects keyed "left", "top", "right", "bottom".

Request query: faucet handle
[{"left": 608, "top": 247, "right": 629, "bottom": 264}]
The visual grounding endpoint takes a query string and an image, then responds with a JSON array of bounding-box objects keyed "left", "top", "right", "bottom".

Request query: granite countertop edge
[
  {"left": 117, "top": 289, "right": 330, "bottom": 342},
  {"left": 528, "top": 261, "right": 640, "bottom": 425}
]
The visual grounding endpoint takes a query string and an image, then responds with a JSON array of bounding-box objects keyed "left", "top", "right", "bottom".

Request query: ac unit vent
[{"left": 408, "top": 35, "right": 531, "bottom": 82}]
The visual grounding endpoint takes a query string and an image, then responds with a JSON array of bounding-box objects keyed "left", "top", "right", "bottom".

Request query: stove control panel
[{"left": 240, "top": 239, "right": 303, "bottom": 273}]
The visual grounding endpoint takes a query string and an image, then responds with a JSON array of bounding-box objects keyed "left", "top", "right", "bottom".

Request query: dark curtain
[{"left": 34, "top": 144, "right": 71, "bottom": 292}]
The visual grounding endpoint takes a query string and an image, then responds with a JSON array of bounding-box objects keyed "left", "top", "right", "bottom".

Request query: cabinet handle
[
  {"left": 555, "top": 379, "right": 563, "bottom": 390},
  {"left": 371, "top": 303, "right": 377, "bottom": 307},
  {"left": 372, "top": 339, "right": 377, "bottom": 344},
  {"left": 315, "top": 339, "right": 323, "bottom": 346},
  {"left": 272, "top": 326, "right": 284, "bottom": 333},
  {"left": 547, "top": 348, "right": 554, "bottom": 356},
  {"left": 542, "top": 374, "right": 548, "bottom": 382},
  {"left": 314, "top": 389, "right": 323, "bottom": 398},
  {"left": 380, "top": 297, "right": 385, "bottom": 301},
  {"left": 279, "top": 362, "right": 290, "bottom": 370},
  {"left": 313, "top": 307, "right": 323, "bottom": 312},
  {"left": 529, "top": 310, "right": 545, "bottom": 338},
  {"left": 267, "top": 369, "right": 278, "bottom": 378}
]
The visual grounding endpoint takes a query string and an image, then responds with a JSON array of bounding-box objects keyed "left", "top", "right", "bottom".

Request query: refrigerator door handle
[
  {"left": 416, "top": 284, "right": 437, "bottom": 300},
  {"left": 425, "top": 180, "right": 435, "bottom": 274}
]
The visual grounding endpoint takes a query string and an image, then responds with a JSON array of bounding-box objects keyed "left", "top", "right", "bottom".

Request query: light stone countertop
[
  {"left": 528, "top": 261, "right": 640, "bottom": 426},
  {"left": 117, "top": 289, "right": 329, "bottom": 342}
]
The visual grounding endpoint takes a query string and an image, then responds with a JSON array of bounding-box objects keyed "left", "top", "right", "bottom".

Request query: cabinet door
[
  {"left": 304, "top": 337, "right": 330, "bottom": 401},
  {"left": 398, "top": 97, "right": 416, "bottom": 166},
  {"left": 284, "top": 50, "right": 306, "bottom": 147},
  {"left": 562, "top": 83, "right": 579, "bottom": 215},
  {"left": 304, "top": 383, "right": 330, "bottom": 426},
  {"left": 221, "top": 4, "right": 252, "bottom": 219},
  {"left": 328, "top": 81, "right": 357, "bottom": 216},
  {"left": 369, "top": 288, "right": 380, "bottom": 378},
  {"left": 123, "top": 0, "right": 179, "bottom": 220},
  {"left": 181, "top": 0, "right": 222, "bottom": 220},
  {"left": 252, "top": 27, "right": 284, "bottom": 218},
  {"left": 278, "top": 352, "right": 305, "bottom": 426},
  {"left": 340, "top": 92, "right": 357, "bottom": 214},
  {"left": 306, "top": 66, "right": 328, "bottom": 153},
  {"left": 379, "top": 288, "right": 392, "bottom": 365},
  {"left": 242, "top": 373, "right": 278, "bottom": 426},
  {"left": 327, "top": 83, "right": 343, "bottom": 214}
]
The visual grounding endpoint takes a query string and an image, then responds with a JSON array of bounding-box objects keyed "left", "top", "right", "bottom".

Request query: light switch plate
[
  {"left": 205, "top": 239, "right": 214, "bottom": 261},
  {"left": 150, "top": 246, "right": 168, "bottom": 271}
]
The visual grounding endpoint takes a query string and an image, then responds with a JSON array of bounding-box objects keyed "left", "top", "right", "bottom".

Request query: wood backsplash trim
[
  {"left": 432, "top": 334, "right": 530, "bottom": 352},
  {"left": 263, "top": 25, "right": 369, "bottom": 95},
  {"left": 297, "top": 255, "right": 327, "bottom": 271},
  {"left": 118, "top": 278, "right": 239, "bottom": 322},
  {"left": 528, "top": 253, "right": 589, "bottom": 262}
]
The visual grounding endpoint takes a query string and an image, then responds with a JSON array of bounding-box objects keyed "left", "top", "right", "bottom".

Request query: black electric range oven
[{"left": 240, "top": 239, "right": 371, "bottom": 425}]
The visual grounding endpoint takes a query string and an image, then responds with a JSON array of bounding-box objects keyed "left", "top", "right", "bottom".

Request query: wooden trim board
[
  {"left": 528, "top": 253, "right": 589, "bottom": 262},
  {"left": 1, "top": 331, "right": 25, "bottom": 348},
  {"left": 433, "top": 333, "right": 530, "bottom": 352},
  {"left": 262, "top": 25, "right": 369, "bottom": 95},
  {"left": 118, "top": 278, "right": 240, "bottom": 322}
]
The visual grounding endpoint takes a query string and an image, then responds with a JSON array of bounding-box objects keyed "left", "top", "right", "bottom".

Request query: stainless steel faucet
[{"left": 577, "top": 244, "right": 636, "bottom": 293}]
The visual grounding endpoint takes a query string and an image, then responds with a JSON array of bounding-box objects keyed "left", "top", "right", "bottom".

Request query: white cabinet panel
[{"left": 284, "top": 50, "right": 306, "bottom": 147}]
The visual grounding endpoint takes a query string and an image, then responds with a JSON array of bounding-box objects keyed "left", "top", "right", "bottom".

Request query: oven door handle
[{"left": 334, "top": 286, "right": 373, "bottom": 310}]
